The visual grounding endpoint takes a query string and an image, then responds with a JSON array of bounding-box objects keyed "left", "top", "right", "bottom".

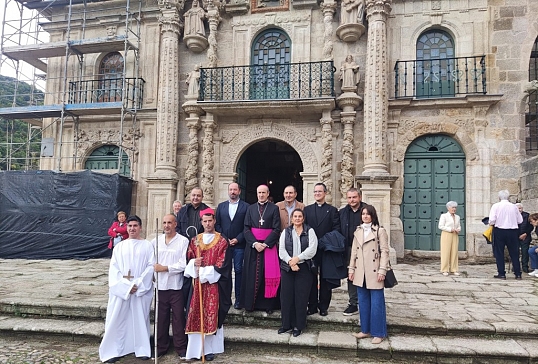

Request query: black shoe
[
  {"left": 292, "top": 329, "right": 302, "bottom": 337},
  {"left": 178, "top": 352, "right": 187, "bottom": 360},
  {"left": 523, "top": 267, "right": 529, "bottom": 273},
  {"left": 343, "top": 304, "right": 358, "bottom": 316},
  {"left": 234, "top": 302, "right": 241, "bottom": 309},
  {"left": 278, "top": 327, "right": 292, "bottom": 334},
  {"left": 515, "top": 275, "right": 522, "bottom": 280},
  {"left": 265, "top": 309, "right": 273, "bottom": 315},
  {"left": 157, "top": 351, "right": 167, "bottom": 358},
  {"left": 105, "top": 358, "right": 120, "bottom": 363},
  {"left": 493, "top": 274, "right": 506, "bottom": 280},
  {"left": 319, "top": 310, "right": 328, "bottom": 316},
  {"left": 307, "top": 308, "right": 317, "bottom": 316},
  {"left": 138, "top": 357, "right": 150, "bottom": 361},
  {"left": 205, "top": 353, "right": 215, "bottom": 361}
]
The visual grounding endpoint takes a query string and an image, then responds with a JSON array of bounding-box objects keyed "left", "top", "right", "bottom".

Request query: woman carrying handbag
[{"left": 348, "top": 205, "right": 389, "bottom": 345}]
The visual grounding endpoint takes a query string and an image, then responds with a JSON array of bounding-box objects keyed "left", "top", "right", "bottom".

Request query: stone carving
[
  {"left": 340, "top": 117, "right": 355, "bottom": 206},
  {"left": 524, "top": 80, "right": 538, "bottom": 94},
  {"left": 320, "top": 118, "right": 333, "bottom": 204},
  {"left": 105, "top": 25, "right": 117, "bottom": 38},
  {"left": 231, "top": 13, "right": 311, "bottom": 36},
  {"left": 184, "top": 0, "right": 206, "bottom": 36},
  {"left": 185, "top": 120, "right": 201, "bottom": 194},
  {"left": 201, "top": 121, "right": 216, "bottom": 203},
  {"left": 431, "top": 0, "right": 441, "bottom": 10},
  {"left": 74, "top": 128, "right": 141, "bottom": 167},
  {"left": 219, "top": 123, "right": 319, "bottom": 174},
  {"left": 186, "top": 65, "right": 200, "bottom": 98},
  {"left": 206, "top": 0, "right": 220, "bottom": 67},
  {"left": 320, "top": 1, "right": 336, "bottom": 60},
  {"left": 340, "top": 55, "right": 360, "bottom": 92},
  {"left": 341, "top": 0, "right": 364, "bottom": 25}
]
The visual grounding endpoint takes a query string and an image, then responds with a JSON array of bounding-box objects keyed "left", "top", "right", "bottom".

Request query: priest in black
[
  {"left": 303, "top": 182, "right": 341, "bottom": 316},
  {"left": 240, "top": 184, "right": 282, "bottom": 313}
]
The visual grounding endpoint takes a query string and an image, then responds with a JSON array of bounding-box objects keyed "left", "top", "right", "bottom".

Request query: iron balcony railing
[
  {"left": 199, "top": 61, "right": 335, "bottom": 102},
  {"left": 394, "top": 56, "right": 486, "bottom": 99},
  {"left": 68, "top": 77, "right": 145, "bottom": 109}
]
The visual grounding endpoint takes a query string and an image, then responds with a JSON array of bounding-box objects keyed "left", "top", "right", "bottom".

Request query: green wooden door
[{"left": 402, "top": 135, "right": 465, "bottom": 251}]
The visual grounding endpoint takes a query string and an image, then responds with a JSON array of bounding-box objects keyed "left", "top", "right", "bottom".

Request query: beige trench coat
[{"left": 348, "top": 225, "right": 389, "bottom": 290}]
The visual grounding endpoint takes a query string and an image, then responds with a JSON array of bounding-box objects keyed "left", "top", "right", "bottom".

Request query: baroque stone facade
[{"left": 38, "top": 0, "right": 538, "bottom": 259}]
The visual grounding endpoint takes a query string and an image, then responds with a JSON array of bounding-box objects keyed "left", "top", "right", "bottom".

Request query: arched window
[
  {"left": 416, "top": 29, "right": 455, "bottom": 97},
  {"left": 85, "top": 145, "right": 130, "bottom": 176},
  {"left": 526, "top": 37, "right": 538, "bottom": 153},
  {"left": 250, "top": 29, "right": 291, "bottom": 100},
  {"left": 98, "top": 52, "right": 124, "bottom": 102}
]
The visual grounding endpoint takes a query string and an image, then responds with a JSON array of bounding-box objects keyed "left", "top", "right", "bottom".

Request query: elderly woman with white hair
[{"left": 438, "top": 201, "right": 461, "bottom": 276}]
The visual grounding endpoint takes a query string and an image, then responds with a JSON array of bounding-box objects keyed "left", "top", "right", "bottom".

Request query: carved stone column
[
  {"left": 156, "top": 4, "right": 182, "bottom": 179},
  {"left": 320, "top": 110, "right": 334, "bottom": 204},
  {"left": 362, "top": 0, "right": 392, "bottom": 176},
  {"left": 206, "top": 1, "right": 221, "bottom": 67},
  {"left": 320, "top": 0, "right": 336, "bottom": 60},
  {"left": 183, "top": 103, "right": 203, "bottom": 200},
  {"left": 201, "top": 113, "right": 216, "bottom": 206}
]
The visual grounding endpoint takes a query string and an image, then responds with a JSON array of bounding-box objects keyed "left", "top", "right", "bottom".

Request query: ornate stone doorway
[{"left": 236, "top": 139, "right": 303, "bottom": 204}]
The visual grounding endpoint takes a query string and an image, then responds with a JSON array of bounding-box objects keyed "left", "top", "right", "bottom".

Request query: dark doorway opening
[{"left": 236, "top": 140, "right": 303, "bottom": 204}]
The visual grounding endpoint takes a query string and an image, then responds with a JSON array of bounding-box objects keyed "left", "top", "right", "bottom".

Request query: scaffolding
[{"left": 0, "top": 0, "right": 143, "bottom": 175}]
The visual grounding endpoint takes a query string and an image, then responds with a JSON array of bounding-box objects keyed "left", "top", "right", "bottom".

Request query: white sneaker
[{"left": 528, "top": 270, "right": 538, "bottom": 276}]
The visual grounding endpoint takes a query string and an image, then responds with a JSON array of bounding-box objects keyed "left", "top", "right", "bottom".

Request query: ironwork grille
[
  {"left": 199, "top": 61, "right": 335, "bottom": 102},
  {"left": 526, "top": 37, "right": 538, "bottom": 153},
  {"left": 68, "top": 78, "right": 145, "bottom": 109},
  {"left": 85, "top": 145, "right": 130, "bottom": 176},
  {"left": 394, "top": 56, "right": 487, "bottom": 98}
]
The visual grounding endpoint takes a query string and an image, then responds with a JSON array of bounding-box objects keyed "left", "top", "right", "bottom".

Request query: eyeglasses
[{"left": 313, "top": 190, "right": 324, "bottom": 193}]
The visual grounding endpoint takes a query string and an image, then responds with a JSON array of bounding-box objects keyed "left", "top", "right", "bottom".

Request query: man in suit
[
  {"left": 339, "top": 187, "right": 367, "bottom": 316},
  {"left": 173, "top": 200, "right": 182, "bottom": 233},
  {"left": 303, "top": 182, "right": 341, "bottom": 316},
  {"left": 516, "top": 203, "right": 533, "bottom": 273},
  {"left": 275, "top": 185, "right": 305, "bottom": 231},
  {"left": 215, "top": 182, "right": 249, "bottom": 309}
]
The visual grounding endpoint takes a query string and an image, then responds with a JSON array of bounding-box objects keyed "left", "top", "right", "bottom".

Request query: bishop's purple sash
[{"left": 251, "top": 228, "right": 280, "bottom": 298}]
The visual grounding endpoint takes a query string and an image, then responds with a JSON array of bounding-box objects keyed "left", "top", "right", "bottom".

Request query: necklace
[{"left": 258, "top": 202, "right": 267, "bottom": 225}]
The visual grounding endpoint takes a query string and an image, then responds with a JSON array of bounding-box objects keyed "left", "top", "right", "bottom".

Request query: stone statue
[
  {"left": 184, "top": 0, "right": 206, "bottom": 37},
  {"left": 340, "top": 55, "right": 360, "bottom": 91},
  {"left": 186, "top": 65, "right": 201, "bottom": 97},
  {"left": 340, "top": 0, "right": 364, "bottom": 25}
]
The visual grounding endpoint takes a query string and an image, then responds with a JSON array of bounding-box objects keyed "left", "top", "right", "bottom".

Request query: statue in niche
[
  {"left": 184, "top": 0, "right": 206, "bottom": 37},
  {"left": 340, "top": 0, "right": 364, "bottom": 25},
  {"left": 340, "top": 55, "right": 360, "bottom": 92},
  {"left": 186, "top": 64, "right": 201, "bottom": 98}
]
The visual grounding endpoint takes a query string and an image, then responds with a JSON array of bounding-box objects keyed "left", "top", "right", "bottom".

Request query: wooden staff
[
  {"left": 196, "top": 236, "right": 205, "bottom": 364},
  {"left": 154, "top": 218, "right": 159, "bottom": 364}
]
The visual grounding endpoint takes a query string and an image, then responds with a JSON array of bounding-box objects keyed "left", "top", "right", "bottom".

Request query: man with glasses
[{"left": 303, "top": 183, "right": 341, "bottom": 316}]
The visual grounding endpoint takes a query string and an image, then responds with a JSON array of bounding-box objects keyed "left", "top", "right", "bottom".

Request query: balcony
[
  {"left": 394, "top": 56, "right": 486, "bottom": 99},
  {"left": 68, "top": 77, "right": 145, "bottom": 111},
  {"left": 197, "top": 61, "right": 336, "bottom": 118}
]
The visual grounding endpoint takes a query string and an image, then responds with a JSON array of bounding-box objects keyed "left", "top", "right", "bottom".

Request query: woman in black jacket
[{"left": 277, "top": 208, "right": 318, "bottom": 337}]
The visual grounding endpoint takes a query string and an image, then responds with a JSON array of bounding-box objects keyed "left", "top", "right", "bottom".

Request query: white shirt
[
  {"left": 228, "top": 199, "right": 240, "bottom": 220},
  {"left": 489, "top": 200, "right": 522, "bottom": 229},
  {"left": 151, "top": 233, "right": 189, "bottom": 290}
]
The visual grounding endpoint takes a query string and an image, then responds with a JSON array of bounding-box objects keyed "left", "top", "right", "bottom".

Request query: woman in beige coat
[
  {"left": 348, "top": 205, "right": 389, "bottom": 344},
  {"left": 438, "top": 201, "right": 461, "bottom": 276}
]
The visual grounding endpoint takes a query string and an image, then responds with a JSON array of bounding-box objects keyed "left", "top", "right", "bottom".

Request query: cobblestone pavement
[{"left": 0, "top": 336, "right": 391, "bottom": 364}]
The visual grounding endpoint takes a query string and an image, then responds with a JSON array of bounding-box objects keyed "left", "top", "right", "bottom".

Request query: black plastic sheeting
[{"left": 0, "top": 170, "right": 133, "bottom": 259}]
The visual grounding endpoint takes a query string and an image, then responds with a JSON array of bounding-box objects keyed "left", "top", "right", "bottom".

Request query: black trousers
[
  {"left": 156, "top": 289, "right": 187, "bottom": 355},
  {"left": 307, "top": 261, "right": 332, "bottom": 312},
  {"left": 493, "top": 227, "right": 521, "bottom": 276},
  {"left": 280, "top": 262, "right": 313, "bottom": 331}
]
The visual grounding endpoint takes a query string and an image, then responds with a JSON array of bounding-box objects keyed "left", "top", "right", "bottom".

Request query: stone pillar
[
  {"left": 206, "top": 1, "right": 221, "bottom": 67},
  {"left": 337, "top": 92, "right": 362, "bottom": 208},
  {"left": 182, "top": 102, "right": 203, "bottom": 201},
  {"left": 320, "top": 0, "right": 336, "bottom": 60},
  {"left": 156, "top": 4, "right": 183, "bottom": 179},
  {"left": 320, "top": 110, "right": 334, "bottom": 204},
  {"left": 362, "top": 0, "right": 392, "bottom": 176},
  {"left": 300, "top": 172, "right": 319, "bottom": 206},
  {"left": 145, "top": 177, "right": 179, "bottom": 240},
  {"left": 201, "top": 113, "right": 216, "bottom": 206}
]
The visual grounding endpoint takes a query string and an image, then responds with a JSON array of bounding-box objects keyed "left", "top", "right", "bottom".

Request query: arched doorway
[
  {"left": 236, "top": 139, "right": 303, "bottom": 204},
  {"left": 401, "top": 134, "right": 465, "bottom": 251}
]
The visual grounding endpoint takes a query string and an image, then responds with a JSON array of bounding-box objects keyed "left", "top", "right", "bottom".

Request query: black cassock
[{"left": 239, "top": 201, "right": 281, "bottom": 311}]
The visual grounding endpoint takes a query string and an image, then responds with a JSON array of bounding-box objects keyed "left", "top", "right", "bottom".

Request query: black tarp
[{"left": 0, "top": 170, "right": 133, "bottom": 259}]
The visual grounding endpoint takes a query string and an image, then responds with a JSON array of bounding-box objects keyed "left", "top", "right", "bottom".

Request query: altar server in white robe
[{"left": 99, "top": 215, "right": 155, "bottom": 363}]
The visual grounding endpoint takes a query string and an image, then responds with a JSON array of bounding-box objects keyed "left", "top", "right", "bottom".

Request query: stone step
[{"left": 1, "top": 315, "right": 537, "bottom": 363}]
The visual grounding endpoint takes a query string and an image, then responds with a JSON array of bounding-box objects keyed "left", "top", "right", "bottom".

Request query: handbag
[{"left": 376, "top": 228, "right": 398, "bottom": 288}]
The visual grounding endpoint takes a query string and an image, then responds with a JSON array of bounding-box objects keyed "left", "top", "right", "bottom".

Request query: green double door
[{"left": 402, "top": 135, "right": 466, "bottom": 251}]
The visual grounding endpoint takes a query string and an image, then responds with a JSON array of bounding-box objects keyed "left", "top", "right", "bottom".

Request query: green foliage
[{"left": 0, "top": 75, "right": 43, "bottom": 170}]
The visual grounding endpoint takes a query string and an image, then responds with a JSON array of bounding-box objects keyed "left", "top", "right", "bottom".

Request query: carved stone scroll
[{"left": 320, "top": 0, "right": 336, "bottom": 60}]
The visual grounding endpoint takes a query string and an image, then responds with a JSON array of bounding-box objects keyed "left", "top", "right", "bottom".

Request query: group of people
[
  {"left": 438, "top": 190, "right": 538, "bottom": 280},
  {"left": 100, "top": 182, "right": 391, "bottom": 362}
]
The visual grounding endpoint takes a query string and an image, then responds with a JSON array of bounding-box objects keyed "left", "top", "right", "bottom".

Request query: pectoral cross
[
  {"left": 259, "top": 218, "right": 264, "bottom": 225},
  {"left": 123, "top": 269, "right": 134, "bottom": 280}
]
